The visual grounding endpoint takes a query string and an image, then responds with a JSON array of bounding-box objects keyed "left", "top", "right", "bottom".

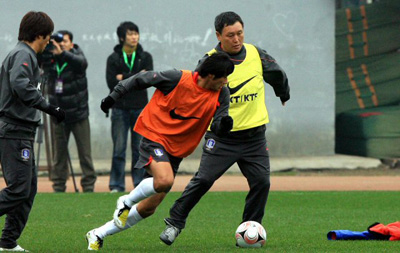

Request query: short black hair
[
  {"left": 57, "top": 30, "right": 73, "bottom": 42},
  {"left": 214, "top": 11, "right": 244, "bottom": 34},
  {"left": 198, "top": 52, "right": 234, "bottom": 79},
  {"left": 117, "top": 21, "right": 139, "bottom": 45},
  {"left": 18, "top": 11, "right": 54, "bottom": 42}
]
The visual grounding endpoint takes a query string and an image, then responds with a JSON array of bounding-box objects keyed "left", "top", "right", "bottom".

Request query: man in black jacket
[
  {"left": 106, "top": 21, "right": 153, "bottom": 192},
  {"left": 48, "top": 30, "right": 96, "bottom": 192},
  {"left": 160, "top": 11, "right": 290, "bottom": 246},
  {"left": 0, "top": 11, "right": 65, "bottom": 251}
]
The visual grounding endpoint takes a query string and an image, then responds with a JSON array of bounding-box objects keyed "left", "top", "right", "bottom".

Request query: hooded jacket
[{"left": 106, "top": 43, "right": 153, "bottom": 109}]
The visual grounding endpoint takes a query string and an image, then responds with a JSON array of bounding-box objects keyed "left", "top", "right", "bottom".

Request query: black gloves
[
  {"left": 280, "top": 93, "right": 290, "bottom": 104},
  {"left": 214, "top": 115, "right": 233, "bottom": 137},
  {"left": 220, "top": 116, "right": 233, "bottom": 132},
  {"left": 45, "top": 105, "right": 65, "bottom": 123},
  {"left": 100, "top": 96, "right": 115, "bottom": 114}
]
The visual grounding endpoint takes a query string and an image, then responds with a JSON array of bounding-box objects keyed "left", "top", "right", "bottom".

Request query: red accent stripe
[
  {"left": 359, "top": 112, "right": 382, "bottom": 117},
  {"left": 260, "top": 57, "right": 276, "bottom": 62},
  {"left": 145, "top": 155, "right": 153, "bottom": 166},
  {"left": 230, "top": 58, "right": 244, "bottom": 62},
  {"left": 192, "top": 72, "right": 199, "bottom": 83}
]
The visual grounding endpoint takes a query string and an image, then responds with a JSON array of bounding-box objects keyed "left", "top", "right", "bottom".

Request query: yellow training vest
[{"left": 207, "top": 43, "right": 269, "bottom": 131}]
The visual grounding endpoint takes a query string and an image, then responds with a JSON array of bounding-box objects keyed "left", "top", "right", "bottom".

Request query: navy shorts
[{"left": 135, "top": 137, "right": 183, "bottom": 176}]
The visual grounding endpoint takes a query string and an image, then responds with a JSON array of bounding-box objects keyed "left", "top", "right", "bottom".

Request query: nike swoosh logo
[
  {"left": 170, "top": 108, "right": 200, "bottom": 120},
  {"left": 227, "top": 76, "right": 256, "bottom": 95}
]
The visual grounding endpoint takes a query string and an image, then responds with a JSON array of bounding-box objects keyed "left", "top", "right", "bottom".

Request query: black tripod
[{"left": 36, "top": 70, "right": 79, "bottom": 193}]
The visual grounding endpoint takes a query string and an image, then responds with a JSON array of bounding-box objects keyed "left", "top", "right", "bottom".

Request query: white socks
[
  {"left": 94, "top": 178, "right": 157, "bottom": 240},
  {"left": 95, "top": 204, "right": 143, "bottom": 239},
  {"left": 125, "top": 178, "right": 157, "bottom": 207},
  {"left": 126, "top": 204, "right": 144, "bottom": 227},
  {"left": 95, "top": 220, "right": 120, "bottom": 239}
]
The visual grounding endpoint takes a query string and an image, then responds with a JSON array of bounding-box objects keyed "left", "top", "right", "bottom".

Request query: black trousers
[
  {"left": 167, "top": 135, "right": 270, "bottom": 229},
  {"left": 0, "top": 138, "right": 37, "bottom": 249}
]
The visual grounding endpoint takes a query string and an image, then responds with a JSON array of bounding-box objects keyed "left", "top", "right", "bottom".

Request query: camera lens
[{"left": 51, "top": 33, "right": 64, "bottom": 43}]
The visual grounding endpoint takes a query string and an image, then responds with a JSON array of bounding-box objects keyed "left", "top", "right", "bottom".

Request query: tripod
[{"left": 36, "top": 70, "right": 79, "bottom": 193}]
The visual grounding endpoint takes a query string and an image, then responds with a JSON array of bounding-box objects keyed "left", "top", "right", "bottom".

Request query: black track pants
[
  {"left": 0, "top": 138, "right": 37, "bottom": 248},
  {"left": 167, "top": 135, "right": 270, "bottom": 229}
]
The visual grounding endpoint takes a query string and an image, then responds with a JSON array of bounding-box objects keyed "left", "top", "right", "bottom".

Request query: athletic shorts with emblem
[{"left": 135, "top": 137, "right": 183, "bottom": 176}]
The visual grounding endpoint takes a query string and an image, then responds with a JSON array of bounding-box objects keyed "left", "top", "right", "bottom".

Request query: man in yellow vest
[{"left": 160, "top": 11, "right": 290, "bottom": 245}]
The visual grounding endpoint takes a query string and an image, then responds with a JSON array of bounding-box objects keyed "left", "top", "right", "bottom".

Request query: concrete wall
[{"left": 0, "top": 0, "right": 335, "bottom": 159}]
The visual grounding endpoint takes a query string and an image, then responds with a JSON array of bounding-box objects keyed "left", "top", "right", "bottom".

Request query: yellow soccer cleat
[
  {"left": 113, "top": 195, "right": 131, "bottom": 228},
  {"left": 86, "top": 230, "right": 103, "bottom": 251}
]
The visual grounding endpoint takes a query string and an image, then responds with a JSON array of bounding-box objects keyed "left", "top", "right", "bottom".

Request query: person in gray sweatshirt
[{"left": 0, "top": 11, "right": 65, "bottom": 252}]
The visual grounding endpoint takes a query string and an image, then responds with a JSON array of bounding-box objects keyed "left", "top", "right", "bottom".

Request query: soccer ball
[{"left": 235, "top": 221, "right": 267, "bottom": 248}]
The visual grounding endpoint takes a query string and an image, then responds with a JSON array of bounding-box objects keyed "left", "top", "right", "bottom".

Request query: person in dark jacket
[
  {"left": 0, "top": 11, "right": 65, "bottom": 252},
  {"left": 48, "top": 30, "right": 96, "bottom": 192},
  {"left": 160, "top": 11, "right": 290, "bottom": 246},
  {"left": 106, "top": 21, "right": 153, "bottom": 192}
]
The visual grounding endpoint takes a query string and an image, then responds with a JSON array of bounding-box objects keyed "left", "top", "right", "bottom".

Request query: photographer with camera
[{"left": 47, "top": 30, "right": 96, "bottom": 193}]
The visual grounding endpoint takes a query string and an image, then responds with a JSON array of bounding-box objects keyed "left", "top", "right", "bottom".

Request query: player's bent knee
[
  {"left": 255, "top": 176, "right": 270, "bottom": 190},
  {"left": 153, "top": 178, "right": 173, "bottom": 193},
  {"left": 263, "top": 181, "right": 271, "bottom": 190},
  {"left": 154, "top": 184, "right": 172, "bottom": 193}
]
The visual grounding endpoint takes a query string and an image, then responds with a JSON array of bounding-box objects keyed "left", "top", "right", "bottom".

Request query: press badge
[{"left": 55, "top": 78, "right": 63, "bottom": 94}]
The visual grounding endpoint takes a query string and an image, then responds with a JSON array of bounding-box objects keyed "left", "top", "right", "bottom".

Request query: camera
[
  {"left": 48, "top": 33, "right": 64, "bottom": 50},
  {"left": 38, "top": 32, "right": 64, "bottom": 73}
]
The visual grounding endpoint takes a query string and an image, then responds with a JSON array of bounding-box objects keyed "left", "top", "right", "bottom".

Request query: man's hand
[
  {"left": 219, "top": 116, "right": 233, "bottom": 134},
  {"left": 47, "top": 105, "right": 66, "bottom": 123},
  {"left": 100, "top": 96, "right": 115, "bottom": 114},
  {"left": 116, "top": 74, "right": 123, "bottom": 81},
  {"left": 50, "top": 39, "right": 63, "bottom": 55}
]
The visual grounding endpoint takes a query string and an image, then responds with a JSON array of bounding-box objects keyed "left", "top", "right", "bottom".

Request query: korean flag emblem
[
  {"left": 21, "top": 148, "right": 30, "bottom": 161},
  {"left": 154, "top": 148, "right": 164, "bottom": 157},
  {"left": 205, "top": 139, "right": 215, "bottom": 150}
]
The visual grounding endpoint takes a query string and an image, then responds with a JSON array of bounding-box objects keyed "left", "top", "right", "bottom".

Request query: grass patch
[
  {"left": 1, "top": 192, "right": 399, "bottom": 252},
  {"left": 272, "top": 166, "right": 400, "bottom": 176}
]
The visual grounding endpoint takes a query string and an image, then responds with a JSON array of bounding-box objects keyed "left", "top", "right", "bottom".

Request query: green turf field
[{"left": 1, "top": 192, "right": 399, "bottom": 252}]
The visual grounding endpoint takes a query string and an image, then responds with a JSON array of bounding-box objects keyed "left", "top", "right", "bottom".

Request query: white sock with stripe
[
  {"left": 94, "top": 220, "right": 121, "bottom": 239},
  {"left": 94, "top": 204, "right": 143, "bottom": 239},
  {"left": 125, "top": 177, "right": 157, "bottom": 207},
  {"left": 126, "top": 204, "right": 144, "bottom": 227}
]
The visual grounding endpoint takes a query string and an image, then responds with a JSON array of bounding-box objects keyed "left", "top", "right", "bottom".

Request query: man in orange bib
[{"left": 85, "top": 52, "right": 234, "bottom": 250}]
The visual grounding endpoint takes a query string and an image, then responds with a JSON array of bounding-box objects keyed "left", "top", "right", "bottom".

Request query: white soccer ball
[{"left": 235, "top": 221, "right": 267, "bottom": 248}]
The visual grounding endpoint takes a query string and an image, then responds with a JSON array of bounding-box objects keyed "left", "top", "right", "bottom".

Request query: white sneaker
[
  {"left": 86, "top": 230, "right": 103, "bottom": 251},
  {"left": 159, "top": 219, "right": 181, "bottom": 246},
  {"left": 0, "top": 245, "right": 28, "bottom": 252},
  {"left": 113, "top": 195, "right": 131, "bottom": 228}
]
